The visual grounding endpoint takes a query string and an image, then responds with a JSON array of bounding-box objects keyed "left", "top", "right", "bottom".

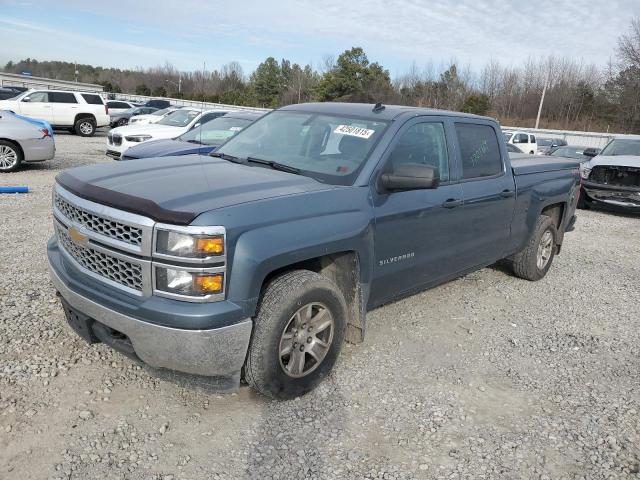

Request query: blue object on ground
[{"left": 0, "top": 186, "right": 29, "bottom": 193}]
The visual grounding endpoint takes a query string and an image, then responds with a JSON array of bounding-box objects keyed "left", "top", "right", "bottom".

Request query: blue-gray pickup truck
[{"left": 47, "top": 103, "right": 580, "bottom": 399}]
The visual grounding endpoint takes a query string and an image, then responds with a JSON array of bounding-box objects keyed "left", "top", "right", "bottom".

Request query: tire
[
  {"left": 0, "top": 140, "right": 23, "bottom": 172},
  {"left": 244, "top": 270, "right": 347, "bottom": 399},
  {"left": 74, "top": 117, "right": 96, "bottom": 137},
  {"left": 510, "top": 215, "right": 557, "bottom": 281},
  {"left": 117, "top": 118, "right": 128, "bottom": 127}
]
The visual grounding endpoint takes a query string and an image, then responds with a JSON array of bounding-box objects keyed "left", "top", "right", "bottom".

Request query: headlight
[
  {"left": 125, "top": 135, "right": 152, "bottom": 142},
  {"left": 580, "top": 166, "right": 591, "bottom": 179},
  {"left": 154, "top": 265, "right": 224, "bottom": 300},
  {"left": 155, "top": 228, "right": 224, "bottom": 259},
  {"left": 152, "top": 224, "right": 226, "bottom": 301}
]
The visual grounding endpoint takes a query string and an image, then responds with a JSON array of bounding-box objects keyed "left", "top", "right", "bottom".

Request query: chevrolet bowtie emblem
[{"left": 68, "top": 226, "right": 88, "bottom": 244}]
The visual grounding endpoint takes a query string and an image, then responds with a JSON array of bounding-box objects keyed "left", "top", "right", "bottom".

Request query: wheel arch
[
  {"left": 74, "top": 113, "right": 96, "bottom": 124},
  {"left": 0, "top": 137, "right": 24, "bottom": 159}
]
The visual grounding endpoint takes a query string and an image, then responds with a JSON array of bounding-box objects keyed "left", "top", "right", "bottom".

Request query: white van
[
  {"left": 503, "top": 130, "right": 538, "bottom": 155},
  {"left": 0, "top": 89, "right": 110, "bottom": 136}
]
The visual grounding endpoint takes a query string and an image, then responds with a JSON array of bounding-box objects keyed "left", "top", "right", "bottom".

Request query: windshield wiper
[
  {"left": 185, "top": 139, "right": 202, "bottom": 144},
  {"left": 246, "top": 156, "right": 300, "bottom": 174},
  {"left": 209, "top": 151, "right": 243, "bottom": 163}
]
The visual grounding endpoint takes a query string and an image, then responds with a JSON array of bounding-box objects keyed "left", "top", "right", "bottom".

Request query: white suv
[
  {"left": 503, "top": 130, "right": 538, "bottom": 155},
  {"left": 0, "top": 89, "right": 110, "bottom": 136}
]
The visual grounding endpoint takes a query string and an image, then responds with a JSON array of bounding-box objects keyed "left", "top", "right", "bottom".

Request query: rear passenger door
[
  {"left": 454, "top": 121, "right": 516, "bottom": 269},
  {"left": 50, "top": 92, "right": 78, "bottom": 125}
]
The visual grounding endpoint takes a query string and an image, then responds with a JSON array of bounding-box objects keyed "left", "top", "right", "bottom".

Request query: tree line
[{"left": 4, "top": 18, "right": 639, "bottom": 133}]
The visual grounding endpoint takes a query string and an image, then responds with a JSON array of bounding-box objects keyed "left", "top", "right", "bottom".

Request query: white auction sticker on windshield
[
  {"left": 334, "top": 125, "right": 375, "bottom": 139},
  {"left": 229, "top": 126, "right": 243, "bottom": 131}
]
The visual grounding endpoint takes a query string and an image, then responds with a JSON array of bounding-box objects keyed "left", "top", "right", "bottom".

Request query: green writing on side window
[{"left": 470, "top": 140, "right": 488, "bottom": 166}]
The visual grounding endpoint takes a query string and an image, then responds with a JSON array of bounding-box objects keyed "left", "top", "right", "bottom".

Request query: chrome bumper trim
[{"left": 49, "top": 258, "right": 252, "bottom": 377}]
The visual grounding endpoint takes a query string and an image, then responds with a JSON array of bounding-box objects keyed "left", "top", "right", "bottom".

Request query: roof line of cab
[{"left": 281, "top": 102, "right": 494, "bottom": 122}]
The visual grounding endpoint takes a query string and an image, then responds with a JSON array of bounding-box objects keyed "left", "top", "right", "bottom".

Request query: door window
[
  {"left": 530, "top": 135, "right": 536, "bottom": 143},
  {"left": 388, "top": 122, "right": 449, "bottom": 182},
  {"left": 24, "top": 92, "right": 49, "bottom": 102},
  {"left": 455, "top": 123, "right": 503, "bottom": 179},
  {"left": 513, "top": 133, "right": 528, "bottom": 144},
  {"left": 51, "top": 92, "right": 78, "bottom": 103},
  {"left": 81, "top": 94, "right": 104, "bottom": 105}
]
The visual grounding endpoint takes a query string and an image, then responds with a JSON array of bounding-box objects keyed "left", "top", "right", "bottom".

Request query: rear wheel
[
  {"left": 244, "top": 270, "right": 347, "bottom": 399},
  {"left": 117, "top": 118, "right": 128, "bottom": 127},
  {"left": 510, "top": 215, "right": 557, "bottom": 281},
  {"left": 74, "top": 117, "right": 96, "bottom": 137},
  {"left": 0, "top": 140, "right": 22, "bottom": 172}
]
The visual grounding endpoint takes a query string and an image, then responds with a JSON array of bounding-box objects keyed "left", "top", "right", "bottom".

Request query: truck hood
[
  {"left": 56, "top": 155, "right": 333, "bottom": 225},
  {"left": 586, "top": 155, "right": 640, "bottom": 168},
  {"left": 122, "top": 139, "right": 213, "bottom": 159}
]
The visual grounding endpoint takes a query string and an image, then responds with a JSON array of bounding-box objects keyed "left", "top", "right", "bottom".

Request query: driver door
[
  {"left": 18, "top": 91, "right": 53, "bottom": 123},
  {"left": 370, "top": 118, "right": 466, "bottom": 305}
]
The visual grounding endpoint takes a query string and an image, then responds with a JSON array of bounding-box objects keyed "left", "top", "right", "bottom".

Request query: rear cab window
[{"left": 455, "top": 123, "right": 503, "bottom": 180}]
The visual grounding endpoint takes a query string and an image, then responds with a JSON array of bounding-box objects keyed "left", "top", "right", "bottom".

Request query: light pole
[
  {"left": 535, "top": 82, "right": 547, "bottom": 130},
  {"left": 165, "top": 76, "right": 182, "bottom": 94}
]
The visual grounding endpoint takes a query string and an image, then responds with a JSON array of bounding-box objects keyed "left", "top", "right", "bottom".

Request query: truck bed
[{"left": 510, "top": 154, "right": 580, "bottom": 175}]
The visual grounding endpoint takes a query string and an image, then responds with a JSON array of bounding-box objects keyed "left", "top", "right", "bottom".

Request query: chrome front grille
[
  {"left": 55, "top": 221, "right": 144, "bottom": 292},
  {"left": 54, "top": 192, "right": 142, "bottom": 246}
]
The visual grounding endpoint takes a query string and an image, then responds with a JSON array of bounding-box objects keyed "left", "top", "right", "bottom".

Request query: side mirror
[
  {"left": 379, "top": 163, "right": 439, "bottom": 192},
  {"left": 583, "top": 148, "right": 598, "bottom": 157},
  {"left": 192, "top": 122, "right": 201, "bottom": 129},
  {"left": 21, "top": 96, "right": 31, "bottom": 102}
]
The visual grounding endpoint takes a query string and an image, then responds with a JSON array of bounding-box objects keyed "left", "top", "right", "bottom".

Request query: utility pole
[{"left": 535, "top": 83, "right": 547, "bottom": 130}]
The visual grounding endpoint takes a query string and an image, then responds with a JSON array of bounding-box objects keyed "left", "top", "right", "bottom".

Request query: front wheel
[
  {"left": 74, "top": 118, "right": 96, "bottom": 137},
  {"left": 510, "top": 215, "right": 557, "bottom": 281},
  {"left": 244, "top": 270, "right": 347, "bottom": 399},
  {"left": 0, "top": 140, "right": 23, "bottom": 172}
]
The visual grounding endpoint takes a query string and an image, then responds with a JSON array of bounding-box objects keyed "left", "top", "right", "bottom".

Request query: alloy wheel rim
[
  {"left": 0, "top": 145, "right": 18, "bottom": 169},
  {"left": 80, "top": 122, "right": 93, "bottom": 134},
  {"left": 279, "top": 302, "right": 334, "bottom": 378},
  {"left": 537, "top": 230, "right": 553, "bottom": 270}
]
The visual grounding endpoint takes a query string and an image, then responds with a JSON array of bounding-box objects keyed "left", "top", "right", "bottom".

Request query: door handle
[
  {"left": 500, "top": 189, "right": 515, "bottom": 198},
  {"left": 442, "top": 198, "right": 463, "bottom": 208}
]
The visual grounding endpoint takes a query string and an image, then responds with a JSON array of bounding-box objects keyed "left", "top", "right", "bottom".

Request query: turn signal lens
[
  {"left": 195, "top": 274, "right": 224, "bottom": 294},
  {"left": 196, "top": 237, "right": 224, "bottom": 255}
]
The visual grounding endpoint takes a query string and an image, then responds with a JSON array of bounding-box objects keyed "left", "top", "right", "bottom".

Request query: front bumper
[
  {"left": 48, "top": 241, "right": 253, "bottom": 381},
  {"left": 582, "top": 181, "right": 640, "bottom": 209}
]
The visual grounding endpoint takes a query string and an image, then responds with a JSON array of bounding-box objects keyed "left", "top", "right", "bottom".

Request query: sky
[{"left": 0, "top": 0, "right": 638, "bottom": 77}]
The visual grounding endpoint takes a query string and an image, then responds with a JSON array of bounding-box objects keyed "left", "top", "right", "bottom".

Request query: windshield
[
  {"left": 503, "top": 132, "right": 512, "bottom": 140},
  {"left": 179, "top": 116, "right": 253, "bottom": 145},
  {"left": 215, "top": 110, "right": 389, "bottom": 185},
  {"left": 550, "top": 146, "right": 587, "bottom": 159},
  {"left": 600, "top": 139, "right": 640, "bottom": 156},
  {"left": 157, "top": 109, "right": 199, "bottom": 127},
  {"left": 153, "top": 108, "right": 172, "bottom": 116},
  {"left": 538, "top": 139, "right": 554, "bottom": 146}
]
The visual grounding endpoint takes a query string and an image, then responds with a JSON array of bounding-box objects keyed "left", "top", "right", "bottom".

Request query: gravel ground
[{"left": 1, "top": 132, "right": 639, "bottom": 480}]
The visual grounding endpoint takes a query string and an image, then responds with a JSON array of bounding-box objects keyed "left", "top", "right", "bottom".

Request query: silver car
[{"left": 0, "top": 111, "right": 55, "bottom": 172}]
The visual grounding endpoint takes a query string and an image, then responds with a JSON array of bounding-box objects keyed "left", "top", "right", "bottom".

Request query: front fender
[{"left": 227, "top": 211, "right": 374, "bottom": 317}]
